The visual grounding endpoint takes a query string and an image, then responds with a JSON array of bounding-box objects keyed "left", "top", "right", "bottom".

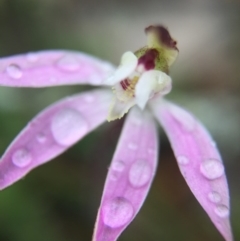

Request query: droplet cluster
[
  {"left": 102, "top": 154, "right": 153, "bottom": 229},
  {"left": 176, "top": 153, "right": 228, "bottom": 219},
  {"left": 3, "top": 52, "right": 113, "bottom": 86},
  {"left": 0, "top": 91, "right": 110, "bottom": 192},
  {"left": 99, "top": 110, "right": 156, "bottom": 236}
]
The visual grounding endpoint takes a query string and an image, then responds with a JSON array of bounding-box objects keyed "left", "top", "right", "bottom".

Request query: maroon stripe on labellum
[
  {"left": 120, "top": 79, "right": 130, "bottom": 90},
  {"left": 145, "top": 25, "right": 178, "bottom": 51},
  {"left": 138, "top": 49, "right": 159, "bottom": 70}
]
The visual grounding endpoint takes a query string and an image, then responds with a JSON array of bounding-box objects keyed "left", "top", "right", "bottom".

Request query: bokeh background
[{"left": 0, "top": 0, "right": 240, "bottom": 240}]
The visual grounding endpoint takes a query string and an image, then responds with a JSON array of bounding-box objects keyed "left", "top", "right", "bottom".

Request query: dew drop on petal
[
  {"left": 6, "top": 64, "right": 22, "bottom": 79},
  {"left": 102, "top": 197, "right": 134, "bottom": 228},
  {"left": 36, "top": 133, "right": 46, "bottom": 143},
  {"left": 177, "top": 155, "right": 189, "bottom": 165},
  {"left": 128, "top": 142, "right": 138, "bottom": 150},
  {"left": 200, "top": 159, "right": 224, "bottom": 180},
  {"left": 51, "top": 108, "right": 88, "bottom": 146},
  {"left": 12, "top": 148, "right": 32, "bottom": 167},
  {"left": 208, "top": 191, "right": 221, "bottom": 203},
  {"left": 129, "top": 159, "right": 152, "bottom": 187},
  {"left": 26, "top": 52, "right": 39, "bottom": 62},
  {"left": 214, "top": 204, "right": 229, "bottom": 218},
  {"left": 56, "top": 54, "right": 80, "bottom": 71},
  {"left": 112, "top": 161, "right": 125, "bottom": 172}
]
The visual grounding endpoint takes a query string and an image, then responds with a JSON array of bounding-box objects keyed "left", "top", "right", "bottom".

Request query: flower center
[{"left": 105, "top": 25, "right": 178, "bottom": 121}]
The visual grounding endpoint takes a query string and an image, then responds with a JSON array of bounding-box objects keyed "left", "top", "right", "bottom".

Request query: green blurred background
[{"left": 0, "top": 0, "right": 240, "bottom": 240}]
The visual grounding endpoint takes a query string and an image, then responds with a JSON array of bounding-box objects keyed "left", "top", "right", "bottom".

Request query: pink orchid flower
[{"left": 0, "top": 25, "right": 233, "bottom": 241}]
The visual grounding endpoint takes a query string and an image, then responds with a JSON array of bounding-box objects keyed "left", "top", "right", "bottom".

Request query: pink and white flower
[{"left": 0, "top": 25, "right": 233, "bottom": 241}]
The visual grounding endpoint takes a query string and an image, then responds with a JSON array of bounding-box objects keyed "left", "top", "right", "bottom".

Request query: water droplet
[
  {"left": 170, "top": 105, "right": 195, "bottom": 131},
  {"left": 36, "top": 133, "right": 46, "bottom": 143},
  {"left": 112, "top": 161, "right": 125, "bottom": 172},
  {"left": 102, "top": 197, "right": 134, "bottom": 228},
  {"left": 56, "top": 55, "right": 80, "bottom": 71},
  {"left": 208, "top": 191, "right": 221, "bottom": 203},
  {"left": 128, "top": 142, "right": 138, "bottom": 150},
  {"left": 214, "top": 205, "right": 229, "bottom": 218},
  {"left": 12, "top": 148, "right": 32, "bottom": 167},
  {"left": 129, "top": 159, "right": 152, "bottom": 187},
  {"left": 6, "top": 64, "right": 22, "bottom": 79},
  {"left": 177, "top": 155, "right": 189, "bottom": 165},
  {"left": 51, "top": 108, "right": 88, "bottom": 146},
  {"left": 26, "top": 52, "right": 39, "bottom": 62},
  {"left": 200, "top": 159, "right": 224, "bottom": 180}
]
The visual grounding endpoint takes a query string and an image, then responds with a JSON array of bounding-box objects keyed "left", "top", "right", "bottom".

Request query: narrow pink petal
[
  {"left": 93, "top": 107, "right": 158, "bottom": 241},
  {"left": 0, "top": 89, "right": 112, "bottom": 190},
  {"left": 0, "top": 50, "right": 115, "bottom": 87},
  {"left": 151, "top": 99, "right": 233, "bottom": 241}
]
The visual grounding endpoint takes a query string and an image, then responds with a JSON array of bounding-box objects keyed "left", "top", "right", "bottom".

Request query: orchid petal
[
  {"left": 151, "top": 99, "right": 233, "bottom": 241},
  {"left": 0, "top": 89, "right": 112, "bottom": 190},
  {"left": 104, "top": 51, "right": 137, "bottom": 86},
  {"left": 135, "top": 70, "right": 172, "bottom": 109},
  {"left": 0, "top": 50, "right": 115, "bottom": 87},
  {"left": 93, "top": 107, "right": 158, "bottom": 241}
]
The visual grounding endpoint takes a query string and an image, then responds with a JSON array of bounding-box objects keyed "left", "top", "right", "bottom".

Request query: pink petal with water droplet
[
  {"left": 0, "top": 51, "right": 115, "bottom": 87},
  {"left": 151, "top": 99, "right": 233, "bottom": 241},
  {"left": 0, "top": 89, "right": 112, "bottom": 190},
  {"left": 93, "top": 107, "right": 158, "bottom": 241}
]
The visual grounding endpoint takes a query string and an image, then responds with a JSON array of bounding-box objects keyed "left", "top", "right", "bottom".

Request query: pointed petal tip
[
  {"left": 0, "top": 89, "right": 111, "bottom": 190},
  {"left": 93, "top": 107, "right": 158, "bottom": 241},
  {"left": 151, "top": 99, "right": 233, "bottom": 241}
]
